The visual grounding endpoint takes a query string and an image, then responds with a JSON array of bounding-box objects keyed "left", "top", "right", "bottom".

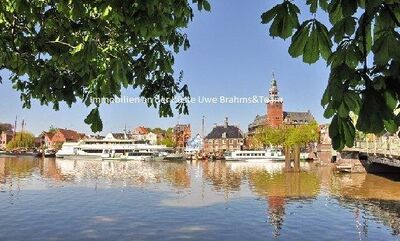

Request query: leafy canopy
[
  {"left": 262, "top": 0, "right": 400, "bottom": 150},
  {"left": 0, "top": 0, "right": 210, "bottom": 132},
  {"left": 254, "top": 122, "right": 319, "bottom": 148},
  {"left": 3, "top": 0, "right": 400, "bottom": 149},
  {"left": 7, "top": 131, "right": 36, "bottom": 149}
]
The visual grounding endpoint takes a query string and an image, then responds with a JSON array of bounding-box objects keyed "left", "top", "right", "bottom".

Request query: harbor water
[{"left": 0, "top": 156, "right": 399, "bottom": 241}]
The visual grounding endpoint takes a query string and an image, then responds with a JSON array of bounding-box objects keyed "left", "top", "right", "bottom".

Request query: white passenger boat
[
  {"left": 56, "top": 138, "right": 171, "bottom": 158},
  {"left": 102, "top": 149, "right": 167, "bottom": 161},
  {"left": 102, "top": 149, "right": 153, "bottom": 161},
  {"left": 223, "top": 149, "right": 285, "bottom": 162}
]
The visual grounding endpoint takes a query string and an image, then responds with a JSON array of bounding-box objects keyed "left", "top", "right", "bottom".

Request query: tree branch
[
  {"left": 384, "top": 3, "right": 400, "bottom": 28},
  {"left": 48, "top": 39, "right": 74, "bottom": 48}
]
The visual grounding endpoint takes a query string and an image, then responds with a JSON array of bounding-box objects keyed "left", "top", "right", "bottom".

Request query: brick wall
[
  {"left": 267, "top": 102, "right": 283, "bottom": 127},
  {"left": 204, "top": 138, "right": 243, "bottom": 153}
]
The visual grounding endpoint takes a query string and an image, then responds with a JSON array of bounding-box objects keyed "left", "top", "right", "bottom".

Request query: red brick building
[
  {"left": 248, "top": 76, "right": 315, "bottom": 133},
  {"left": 204, "top": 118, "right": 244, "bottom": 154},
  {"left": 266, "top": 78, "right": 284, "bottom": 127},
  {"left": 173, "top": 124, "right": 191, "bottom": 151},
  {"left": 42, "top": 128, "right": 86, "bottom": 149}
]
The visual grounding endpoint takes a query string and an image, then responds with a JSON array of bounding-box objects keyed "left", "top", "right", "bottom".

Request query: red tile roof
[
  {"left": 57, "top": 129, "right": 82, "bottom": 141},
  {"left": 134, "top": 126, "right": 148, "bottom": 135}
]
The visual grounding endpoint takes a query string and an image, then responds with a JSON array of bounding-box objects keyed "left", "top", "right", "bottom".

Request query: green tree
[
  {"left": 160, "top": 127, "right": 176, "bottom": 147},
  {"left": 262, "top": 1, "right": 400, "bottom": 150},
  {"left": 255, "top": 126, "right": 288, "bottom": 148},
  {"left": 254, "top": 123, "right": 319, "bottom": 171},
  {"left": 0, "top": 0, "right": 210, "bottom": 132},
  {"left": 4, "top": 1, "right": 398, "bottom": 150},
  {"left": 6, "top": 131, "right": 36, "bottom": 150}
]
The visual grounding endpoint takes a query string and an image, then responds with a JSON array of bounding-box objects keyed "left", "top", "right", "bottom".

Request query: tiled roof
[
  {"left": 134, "top": 126, "right": 148, "bottom": 135},
  {"left": 174, "top": 124, "right": 190, "bottom": 132},
  {"left": 0, "top": 123, "right": 13, "bottom": 132},
  {"left": 283, "top": 111, "right": 315, "bottom": 124},
  {"left": 248, "top": 115, "right": 267, "bottom": 129},
  {"left": 248, "top": 111, "right": 315, "bottom": 129},
  {"left": 43, "top": 131, "right": 56, "bottom": 139},
  {"left": 57, "top": 129, "right": 82, "bottom": 141},
  {"left": 205, "top": 125, "right": 243, "bottom": 139}
]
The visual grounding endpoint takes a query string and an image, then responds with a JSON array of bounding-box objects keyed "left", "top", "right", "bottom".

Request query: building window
[{"left": 229, "top": 139, "right": 233, "bottom": 144}]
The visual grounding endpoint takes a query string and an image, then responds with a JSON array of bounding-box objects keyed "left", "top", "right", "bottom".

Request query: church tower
[{"left": 266, "top": 74, "right": 284, "bottom": 127}]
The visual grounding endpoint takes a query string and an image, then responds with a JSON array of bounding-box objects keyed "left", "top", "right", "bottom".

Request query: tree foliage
[
  {"left": 6, "top": 131, "right": 36, "bottom": 149},
  {"left": 254, "top": 122, "right": 319, "bottom": 148},
  {"left": 160, "top": 127, "right": 176, "bottom": 147},
  {"left": 262, "top": 0, "right": 400, "bottom": 150},
  {"left": 0, "top": 0, "right": 210, "bottom": 132},
  {"left": 3, "top": 1, "right": 400, "bottom": 150}
]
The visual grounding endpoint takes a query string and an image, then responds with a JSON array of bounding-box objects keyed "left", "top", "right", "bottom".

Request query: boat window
[{"left": 83, "top": 149, "right": 103, "bottom": 153}]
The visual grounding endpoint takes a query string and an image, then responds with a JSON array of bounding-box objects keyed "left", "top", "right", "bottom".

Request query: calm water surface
[{"left": 0, "top": 157, "right": 399, "bottom": 241}]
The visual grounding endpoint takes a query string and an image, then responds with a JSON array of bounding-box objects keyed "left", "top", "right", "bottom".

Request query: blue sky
[{"left": 0, "top": 0, "right": 330, "bottom": 136}]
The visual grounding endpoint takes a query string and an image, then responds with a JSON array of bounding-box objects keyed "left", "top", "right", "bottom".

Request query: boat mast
[
  {"left": 201, "top": 115, "right": 205, "bottom": 138},
  {"left": 13, "top": 115, "right": 17, "bottom": 140},
  {"left": 21, "top": 119, "right": 25, "bottom": 147}
]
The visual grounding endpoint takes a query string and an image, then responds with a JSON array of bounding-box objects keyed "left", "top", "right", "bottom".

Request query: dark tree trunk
[
  {"left": 294, "top": 144, "right": 301, "bottom": 172},
  {"left": 284, "top": 146, "right": 291, "bottom": 171}
]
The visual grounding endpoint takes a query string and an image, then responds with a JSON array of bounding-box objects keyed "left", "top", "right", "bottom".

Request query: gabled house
[
  {"left": 204, "top": 118, "right": 244, "bottom": 154},
  {"left": 41, "top": 128, "right": 86, "bottom": 149}
]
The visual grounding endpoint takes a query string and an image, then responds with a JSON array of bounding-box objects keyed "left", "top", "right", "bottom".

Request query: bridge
[{"left": 338, "top": 139, "right": 400, "bottom": 172}]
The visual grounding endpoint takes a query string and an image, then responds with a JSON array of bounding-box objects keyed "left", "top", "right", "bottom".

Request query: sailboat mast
[
  {"left": 20, "top": 119, "right": 25, "bottom": 143},
  {"left": 202, "top": 115, "right": 205, "bottom": 138},
  {"left": 14, "top": 115, "right": 17, "bottom": 139}
]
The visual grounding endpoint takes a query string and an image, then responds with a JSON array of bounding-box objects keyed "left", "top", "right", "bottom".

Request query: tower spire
[
  {"left": 266, "top": 72, "right": 284, "bottom": 127},
  {"left": 268, "top": 73, "right": 282, "bottom": 103}
]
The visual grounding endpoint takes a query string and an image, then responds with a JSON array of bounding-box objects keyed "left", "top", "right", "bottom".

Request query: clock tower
[{"left": 266, "top": 74, "right": 284, "bottom": 127}]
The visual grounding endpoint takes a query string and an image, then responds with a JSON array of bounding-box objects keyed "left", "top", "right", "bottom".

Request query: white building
[{"left": 145, "top": 132, "right": 158, "bottom": 145}]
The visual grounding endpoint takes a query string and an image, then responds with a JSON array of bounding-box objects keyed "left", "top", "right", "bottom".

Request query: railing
[{"left": 347, "top": 138, "right": 400, "bottom": 157}]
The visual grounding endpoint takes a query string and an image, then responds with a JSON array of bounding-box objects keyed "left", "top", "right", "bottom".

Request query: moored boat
[
  {"left": 223, "top": 149, "right": 285, "bottom": 162},
  {"left": 102, "top": 149, "right": 163, "bottom": 161},
  {"left": 56, "top": 138, "right": 171, "bottom": 158},
  {"left": 35, "top": 149, "right": 57, "bottom": 158},
  {"left": 163, "top": 153, "right": 187, "bottom": 161}
]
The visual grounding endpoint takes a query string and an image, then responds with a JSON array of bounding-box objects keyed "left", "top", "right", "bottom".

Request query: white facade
[{"left": 145, "top": 132, "right": 157, "bottom": 145}]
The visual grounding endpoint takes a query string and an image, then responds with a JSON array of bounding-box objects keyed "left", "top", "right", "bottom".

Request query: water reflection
[{"left": 0, "top": 156, "right": 399, "bottom": 240}]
